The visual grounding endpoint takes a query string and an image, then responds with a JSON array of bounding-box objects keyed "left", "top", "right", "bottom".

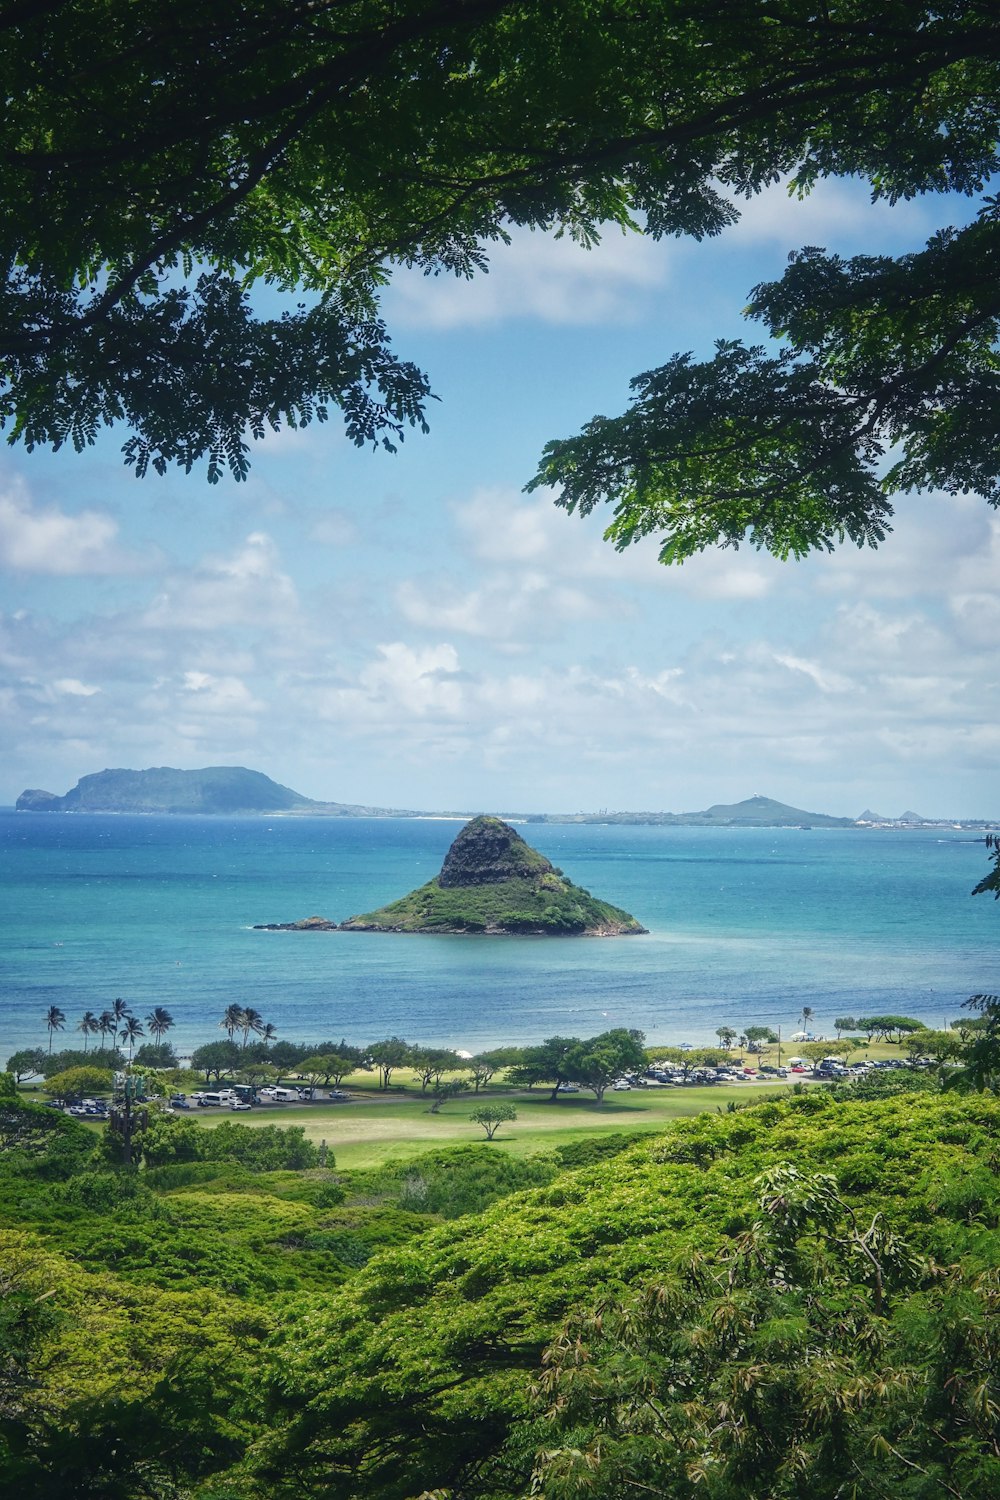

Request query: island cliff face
[{"left": 338, "top": 815, "right": 646, "bottom": 935}]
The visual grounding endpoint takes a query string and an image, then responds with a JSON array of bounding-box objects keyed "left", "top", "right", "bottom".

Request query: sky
[{"left": 1, "top": 179, "right": 998, "bottom": 818}]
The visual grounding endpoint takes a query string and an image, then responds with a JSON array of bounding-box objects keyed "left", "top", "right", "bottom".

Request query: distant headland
[
  {"left": 257, "top": 815, "right": 647, "bottom": 936},
  {"left": 13, "top": 767, "right": 997, "bottom": 829}
]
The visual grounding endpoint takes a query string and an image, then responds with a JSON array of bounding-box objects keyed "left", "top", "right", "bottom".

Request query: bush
[{"left": 43, "top": 1066, "right": 114, "bottom": 1099}]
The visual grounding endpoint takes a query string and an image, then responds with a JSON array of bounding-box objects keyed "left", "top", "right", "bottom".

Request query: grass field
[{"left": 189, "top": 1080, "right": 791, "bottom": 1168}]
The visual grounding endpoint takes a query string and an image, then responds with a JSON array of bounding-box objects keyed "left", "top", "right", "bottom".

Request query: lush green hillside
[
  {"left": 235, "top": 1088, "right": 1000, "bottom": 1499},
  {"left": 340, "top": 815, "right": 646, "bottom": 934},
  {"left": 3, "top": 1082, "right": 999, "bottom": 1499}
]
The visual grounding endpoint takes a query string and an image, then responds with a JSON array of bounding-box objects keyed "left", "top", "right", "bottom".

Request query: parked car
[{"left": 230, "top": 1099, "right": 252, "bottom": 1111}]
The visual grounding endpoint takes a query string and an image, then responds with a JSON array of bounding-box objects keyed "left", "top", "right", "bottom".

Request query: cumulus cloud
[
  {"left": 397, "top": 570, "right": 600, "bottom": 642},
  {"left": 386, "top": 224, "right": 670, "bottom": 329},
  {"left": 141, "top": 532, "right": 300, "bottom": 632},
  {"left": 0, "top": 479, "right": 141, "bottom": 575},
  {"left": 453, "top": 487, "right": 781, "bottom": 602},
  {"left": 723, "top": 174, "right": 935, "bottom": 253}
]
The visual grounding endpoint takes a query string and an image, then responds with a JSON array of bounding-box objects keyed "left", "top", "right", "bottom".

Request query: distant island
[
  {"left": 13, "top": 767, "right": 997, "bottom": 828},
  {"left": 259, "top": 815, "right": 647, "bottom": 936},
  {"left": 14, "top": 766, "right": 418, "bottom": 817}
]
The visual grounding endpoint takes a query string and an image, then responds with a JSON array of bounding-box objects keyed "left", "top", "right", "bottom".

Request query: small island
[{"left": 261, "top": 815, "right": 647, "bottom": 936}]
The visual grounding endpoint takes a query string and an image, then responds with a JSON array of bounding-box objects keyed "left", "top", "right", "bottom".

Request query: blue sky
[{"left": 2, "top": 179, "right": 997, "bottom": 817}]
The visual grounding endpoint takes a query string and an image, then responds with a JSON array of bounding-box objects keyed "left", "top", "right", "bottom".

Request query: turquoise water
[{"left": 1, "top": 813, "right": 995, "bottom": 1060}]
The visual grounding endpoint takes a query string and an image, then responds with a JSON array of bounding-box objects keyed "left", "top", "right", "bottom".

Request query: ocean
[{"left": 1, "top": 812, "right": 996, "bottom": 1062}]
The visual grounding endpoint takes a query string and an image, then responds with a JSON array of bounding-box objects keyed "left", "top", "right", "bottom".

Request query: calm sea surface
[{"left": 1, "top": 812, "right": 996, "bottom": 1061}]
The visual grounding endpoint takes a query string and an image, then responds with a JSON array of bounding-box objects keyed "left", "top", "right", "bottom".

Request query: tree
[
  {"left": 972, "top": 833, "right": 1000, "bottom": 900},
  {"left": 529, "top": 1165, "right": 991, "bottom": 1500},
  {"left": 745, "top": 1025, "right": 779, "bottom": 1055},
  {"left": 946, "top": 994, "right": 1000, "bottom": 1094},
  {"left": 856, "top": 1014, "right": 928, "bottom": 1044},
  {"left": 118, "top": 1015, "right": 145, "bottom": 1060},
  {"left": 834, "top": 1015, "right": 857, "bottom": 1038},
  {"left": 41, "top": 1046, "right": 124, "bottom": 1079},
  {"left": 565, "top": 1028, "right": 647, "bottom": 1104},
  {"left": 799, "top": 1040, "right": 851, "bottom": 1064},
  {"left": 428, "top": 1078, "right": 469, "bottom": 1114},
  {"left": 715, "top": 1026, "right": 737, "bottom": 1050},
  {"left": 44, "top": 1006, "right": 66, "bottom": 1053},
  {"left": 519, "top": 14, "right": 1000, "bottom": 567},
  {"left": 42, "top": 1066, "right": 114, "bottom": 1101},
  {"left": 76, "top": 1011, "right": 99, "bottom": 1053},
  {"left": 110, "top": 997, "right": 131, "bottom": 1027},
  {"left": 5, "top": 1047, "right": 46, "bottom": 1083},
  {"left": 97, "top": 1010, "right": 117, "bottom": 1051},
  {"left": 469, "top": 1103, "right": 517, "bottom": 1140},
  {"left": 145, "top": 1007, "right": 174, "bottom": 1045},
  {"left": 410, "top": 1047, "right": 463, "bottom": 1093},
  {"left": 296, "top": 1054, "right": 355, "bottom": 1088},
  {"left": 133, "top": 1042, "right": 179, "bottom": 1070},
  {"left": 9, "top": 2, "right": 1000, "bottom": 521},
  {"left": 239, "top": 1007, "right": 266, "bottom": 1049},
  {"left": 368, "top": 1038, "right": 412, "bottom": 1091},
  {"left": 0, "top": 0, "right": 703, "bottom": 482},
  {"left": 190, "top": 1041, "right": 241, "bottom": 1083},
  {"left": 508, "top": 1036, "right": 581, "bottom": 1101},
  {"left": 219, "top": 1004, "right": 246, "bottom": 1045}
]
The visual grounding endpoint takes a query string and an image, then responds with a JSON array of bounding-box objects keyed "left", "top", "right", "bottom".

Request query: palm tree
[
  {"left": 801, "top": 1005, "right": 814, "bottom": 1034},
  {"left": 220, "top": 1003, "right": 246, "bottom": 1044},
  {"left": 240, "top": 1007, "right": 265, "bottom": 1048},
  {"left": 119, "top": 1015, "right": 144, "bottom": 1060},
  {"left": 77, "top": 1011, "right": 99, "bottom": 1053},
  {"left": 111, "top": 996, "right": 131, "bottom": 1026},
  {"left": 259, "top": 1022, "right": 278, "bottom": 1047},
  {"left": 145, "top": 1006, "right": 174, "bottom": 1044},
  {"left": 45, "top": 1005, "right": 66, "bottom": 1053},
  {"left": 97, "top": 1010, "right": 116, "bottom": 1051}
]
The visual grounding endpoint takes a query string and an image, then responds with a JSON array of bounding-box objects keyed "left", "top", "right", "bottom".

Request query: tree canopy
[{"left": 5, "top": 0, "right": 1000, "bottom": 527}]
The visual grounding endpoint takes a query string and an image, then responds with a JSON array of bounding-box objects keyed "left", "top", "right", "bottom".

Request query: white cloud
[
  {"left": 386, "top": 224, "right": 670, "bottom": 329},
  {"left": 453, "top": 488, "right": 780, "bottom": 601},
  {"left": 397, "top": 569, "right": 600, "bottom": 642},
  {"left": 141, "top": 532, "right": 300, "bottom": 632},
  {"left": 180, "top": 671, "right": 264, "bottom": 716},
  {"left": 722, "top": 174, "right": 938, "bottom": 253},
  {"left": 0, "top": 479, "right": 139, "bottom": 575},
  {"left": 52, "top": 678, "right": 101, "bottom": 697}
]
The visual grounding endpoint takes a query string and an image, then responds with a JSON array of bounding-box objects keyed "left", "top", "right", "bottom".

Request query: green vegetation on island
[{"left": 338, "top": 815, "right": 647, "bottom": 935}]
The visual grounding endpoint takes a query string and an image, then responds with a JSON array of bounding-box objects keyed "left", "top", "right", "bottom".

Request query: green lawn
[{"left": 187, "top": 1080, "right": 790, "bottom": 1167}]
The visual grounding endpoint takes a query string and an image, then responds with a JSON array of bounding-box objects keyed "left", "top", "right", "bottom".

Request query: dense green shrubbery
[
  {"left": 233, "top": 1089, "right": 1000, "bottom": 1499},
  {"left": 3, "top": 1085, "right": 999, "bottom": 1498},
  {"left": 348, "top": 1144, "right": 562, "bottom": 1218},
  {"left": 139, "top": 1110, "right": 320, "bottom": 1170}
]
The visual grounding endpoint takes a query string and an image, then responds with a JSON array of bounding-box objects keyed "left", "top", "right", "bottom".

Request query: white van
[{"left": 195, "top": 1091, "right": 224, "bottom": 1107}]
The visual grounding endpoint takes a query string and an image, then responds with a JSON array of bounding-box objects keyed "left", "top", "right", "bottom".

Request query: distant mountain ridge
[
  {"left": 13, "top": 768, "right": 993, "bottom": 826},
  {"left": 15, "top": 766, "right": 414, "bottom": 817}
]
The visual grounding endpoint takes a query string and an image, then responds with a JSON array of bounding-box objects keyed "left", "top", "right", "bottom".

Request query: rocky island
[
  {"left": 344, "top": 816, "right": 646, "bottom": 934},
  {"left": 260, "top": 816, "right": 647, "bottom": 936}
]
